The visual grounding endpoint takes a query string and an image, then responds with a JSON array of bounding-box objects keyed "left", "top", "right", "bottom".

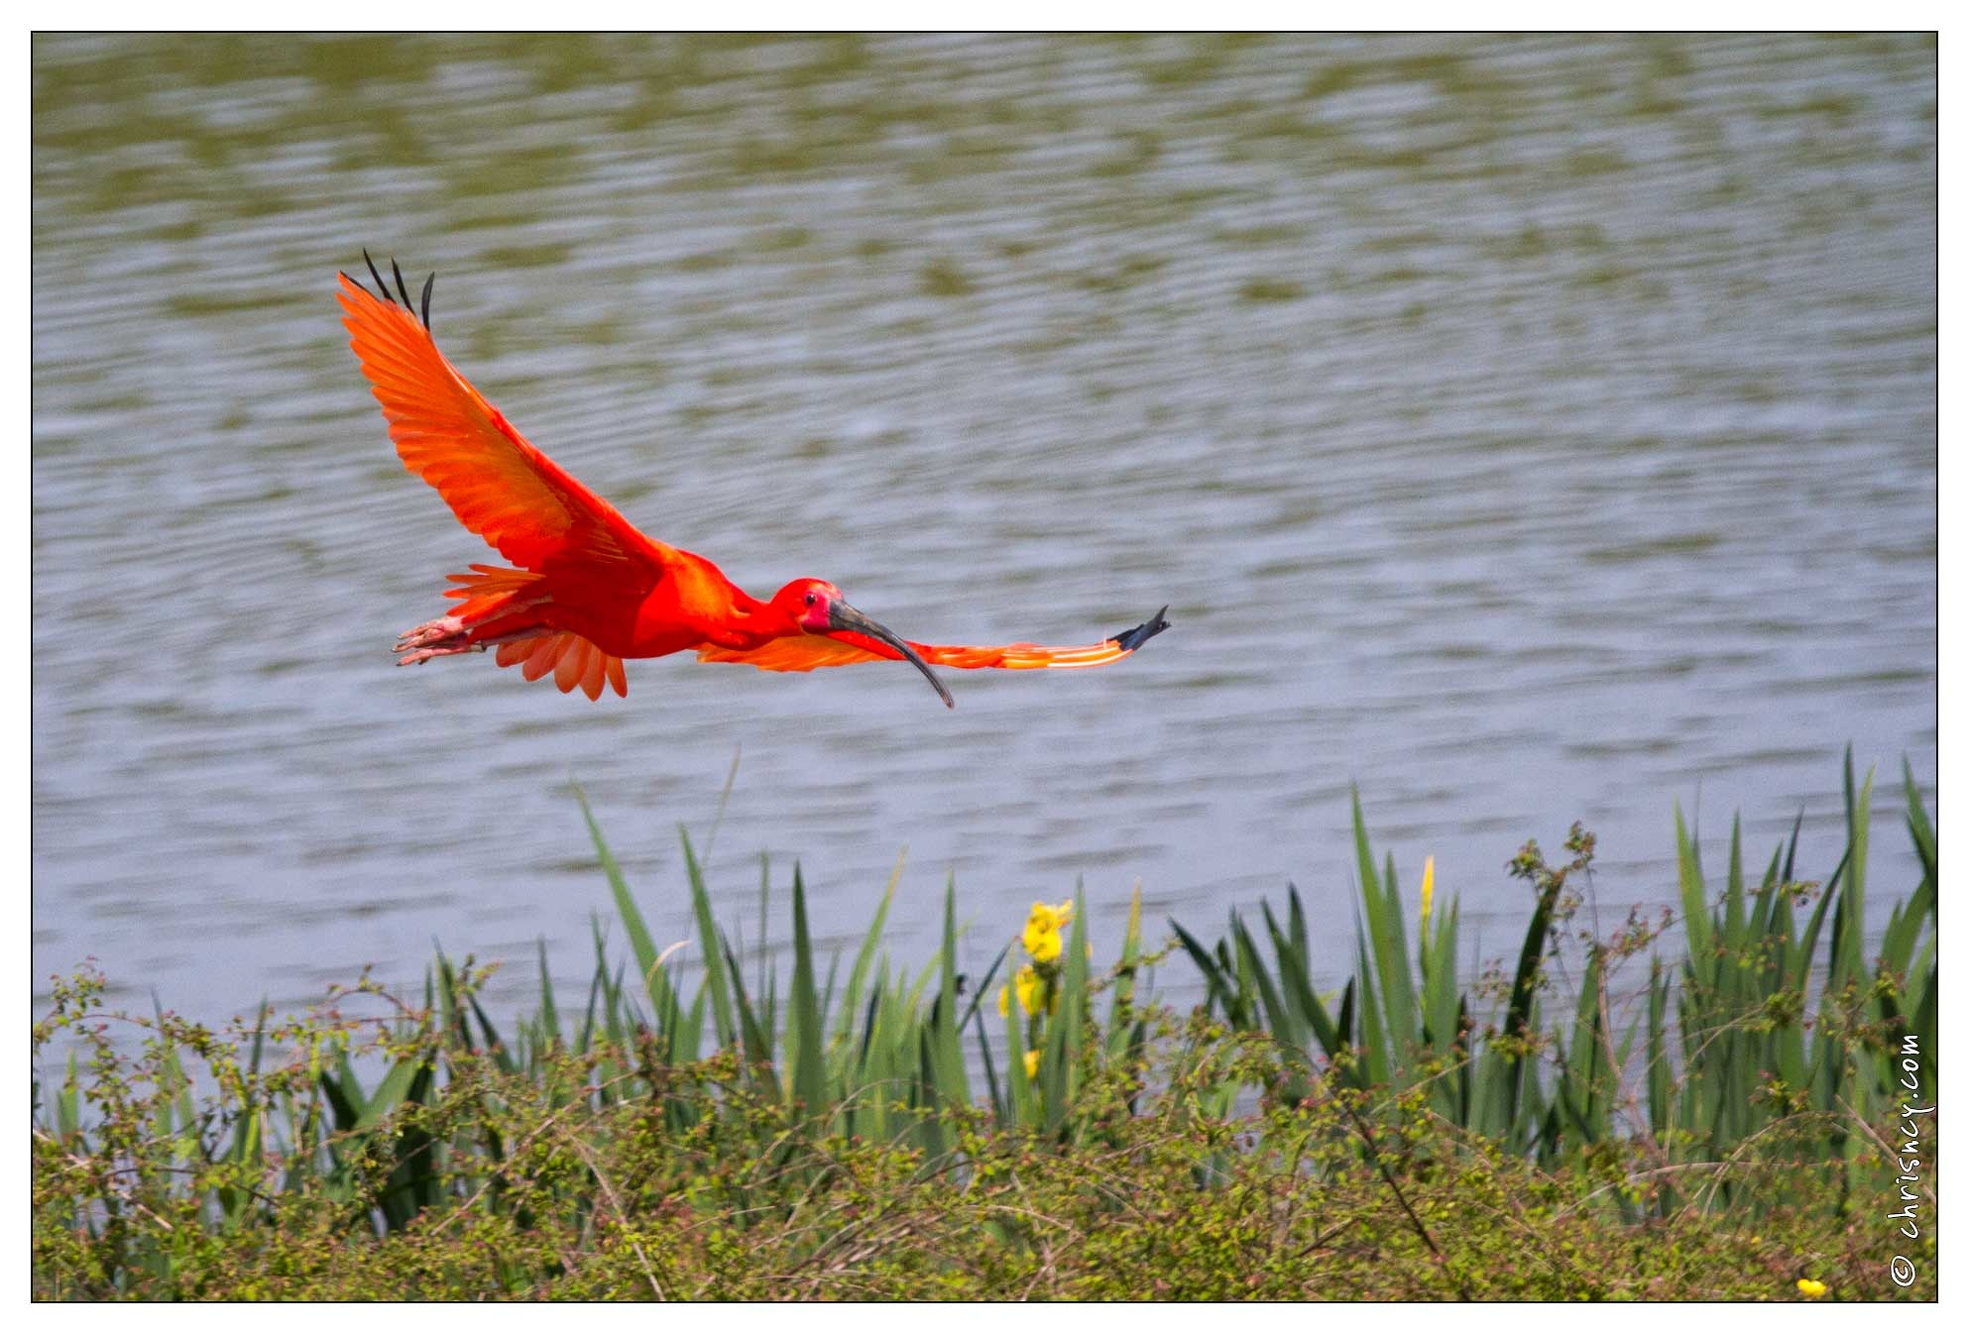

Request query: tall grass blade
[
  {"left": 680, "top": 828, "right": 737, "bottom": 1051},
  {"left": 786, "top": 865, "right": 824, "bottom": 1115},
  {"left": 1352, "top": 791, "right": 1416, "bottom": 1072},
  {"left": 575, "top": 786, "right": 662, "bottom": 1006}
]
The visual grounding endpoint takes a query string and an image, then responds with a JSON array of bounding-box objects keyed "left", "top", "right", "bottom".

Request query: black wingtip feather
[
  {"left": 1112, "top": 605, "right": 1171, "bottom": 653},
  {"left": 350, "top": 253, "right": 437, "bottom": 330}
]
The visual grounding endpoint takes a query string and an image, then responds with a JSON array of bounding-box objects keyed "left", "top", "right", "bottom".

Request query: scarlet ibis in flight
[{"left": 340, "top": 256, "right": 1169, "bottom": 706}]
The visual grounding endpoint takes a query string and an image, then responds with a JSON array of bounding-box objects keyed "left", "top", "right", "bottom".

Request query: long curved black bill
[{"left": 828, "top": 602, "right": 955, "bottom": 709}]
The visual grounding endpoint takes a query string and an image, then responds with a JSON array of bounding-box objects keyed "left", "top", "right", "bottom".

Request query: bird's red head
[
  {"left": 771, "top": 578, "right": 955, "bottom": 708},
  {"left": 777, "top": 578, "right": 845, "bottom": 635}
]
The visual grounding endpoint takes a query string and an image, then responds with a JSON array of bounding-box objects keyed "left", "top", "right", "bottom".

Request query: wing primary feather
[
  {"left": 1112, "top": 605, "right": 1171, "bottom": 652},
  {"left": 420, "top": 271, "right": 435, "bottom": 329},
  {"left": 363, "top": 249, "right": 391, "bottom": 303},
  {"left": 391, "top": 258, "right": 412, "bottom": 308}
]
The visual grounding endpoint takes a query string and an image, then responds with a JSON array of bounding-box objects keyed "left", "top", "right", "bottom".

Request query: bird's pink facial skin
[{"left": 786, "top": 580, "right": 842, "bottom": 634}]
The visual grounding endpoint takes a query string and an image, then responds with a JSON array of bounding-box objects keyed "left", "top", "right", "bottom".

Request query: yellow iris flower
[
  {"left": 1016, "top": 964, "right": 1044, "bottom": 1016},
  {"left": 1796, "top": 1279, "right": 1827, "bottom": 1298},
  {"left": 1023, "top": 1049, "right": 1041, "bottom": 1080},
  {"left": 1022, "top": 900, "right": 1073, "bottom": 962},
  {"left": 1000, "top": 963, "right": 1046, "bottom": 1017}
]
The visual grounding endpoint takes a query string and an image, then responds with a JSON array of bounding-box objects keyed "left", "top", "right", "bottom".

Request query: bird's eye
[{"left": 804, "top": 592, "right": 816, "bottom": 606}]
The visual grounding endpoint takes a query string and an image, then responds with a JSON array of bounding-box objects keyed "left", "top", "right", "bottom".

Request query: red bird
[{"left": 341, "top": 256, "right": 1169, "bottom": 706}]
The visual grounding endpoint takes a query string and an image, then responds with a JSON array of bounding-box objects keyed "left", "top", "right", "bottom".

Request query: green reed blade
[
  {"left": 1421, "top": 900, "right": 1460, "bottom": 1059},
  {"left": 680, "top": 827, "right": 738, "bottom": 1052},
  {"left": 148, "top": 995, "right": 185, "bottom": 1154},
  {"left": 1352, "top": 917, "right": 1390, "bottom": 1088},
  {"left": 787, "top": 864, "right": 824, "bottom": 1114},
  {"left": 1646, "top": 959, "right": 1670, "bottom": 1140},
  {"left": 1231, "top": 912, "right": 1301, "bottom": 1056},
  {"left": 1055, "top": 890, "right": 1091, "bottom": 1123},
  {"left": 721, "top": 930, "right": 774, "bottom": 1076},
  {"left": 1830, "top": 751, "right": 1873, "bottom": 990},
  {"left": 1352, "top": 791, "right": 1416, "bottom": 1064},
  {"left": 1106, "top": 884, "right": 1144, "bottom": 1052},
  {"left": 1335, "top": 978, "right": 1356, "bottom": 1070},
  {"left": 923, "top": 877, "right": 970, "bottom": 1115},
  {"left": 1003, "top": 980, "right": 1036, "bottom": 1127},
  {"left": 575, "top": 786, "right": 665, "bottom": 1011},
  {"left": 1172, "top": 919, "right": 1242, "bottom": 1027},
  {"left": 318, "top": 1054, "right": 364, "bottom": 1134},
  {"left": 833, "top": 850, "right": 903, "bottom": 1052},
  {"left": 535, "top": 939, "right": 561, "bottom": 1046},
  {"left": 958, "top": 943, "right": 1009, "bottom": 1038},
  {"left": 972, "top": 1001, "right": 1003, "bottom": 1122},
  {"left": 1721, "top": 817, "right": 1745, "bottom": 953},
  {"left": 1259, "top": 897, "right": 1342, "bottom": 1069},
  {"left": 55, "top": 1049, "right": 81, "bottom": 1142},
  {"left": 1493, "top": 864, "right": 1563, "bottom": 1134},
  {"left": 1903, "top": 757, "right": 1936, "bottom": 884},
  {"left": 755, "top": 854, "right": 771, "bottom": 1003},
  {"left": 479, "top": 998, "right": 521, "bottom": 1077},
  {"left": 1673, "top": 803, "right": 1713, "bottom": 986},
  {"left": 1879, "top": 774, "right": 1936, "bottom": 974},
  {"left": 1555, "top": 948, "right": 1610, "bottom": 1144}
]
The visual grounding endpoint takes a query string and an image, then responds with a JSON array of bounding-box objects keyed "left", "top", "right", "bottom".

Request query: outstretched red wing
[
  {"left": 339, "top": 270, "right": 675, "bottom": 588},
  {"left": 695, "top": 636, "right": 894, "bottom": 673},
  {"left": 696, "top": 607, "right": 1171, "bottom": 674}
]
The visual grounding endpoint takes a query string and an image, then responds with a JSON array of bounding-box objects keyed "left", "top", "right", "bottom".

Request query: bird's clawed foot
[{"left": 394, "top": 615, "right": 481, "bottom": 666}]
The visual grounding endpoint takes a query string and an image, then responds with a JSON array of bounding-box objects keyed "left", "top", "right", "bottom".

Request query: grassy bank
[{"left": 32, "top": 755, "right": 1935, "bottom": 1300}]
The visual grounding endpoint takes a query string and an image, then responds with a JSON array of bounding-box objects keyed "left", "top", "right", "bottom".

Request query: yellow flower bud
[
  {"left": 1420, "top": 855, "right": 1436, "bottom": 930},
  {"left": 1023, "top": 1049, "right": 1040, "bottom": 1080},
  {"left": 1796, "top": 1278, "right": 1827, "bottom": 1298},
  {"left": 997, "top": 984, "right": 1010, "bottom": 1018}
]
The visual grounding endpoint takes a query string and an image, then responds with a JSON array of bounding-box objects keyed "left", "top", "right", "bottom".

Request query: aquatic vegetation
[{"left": 31, "top": 755, "right": 1934, "bottom": 1299}]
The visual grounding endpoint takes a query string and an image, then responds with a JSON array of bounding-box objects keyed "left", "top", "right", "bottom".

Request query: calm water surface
[{"left": 32, "top": 34, "right": 1936, "bottom": 1025}]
